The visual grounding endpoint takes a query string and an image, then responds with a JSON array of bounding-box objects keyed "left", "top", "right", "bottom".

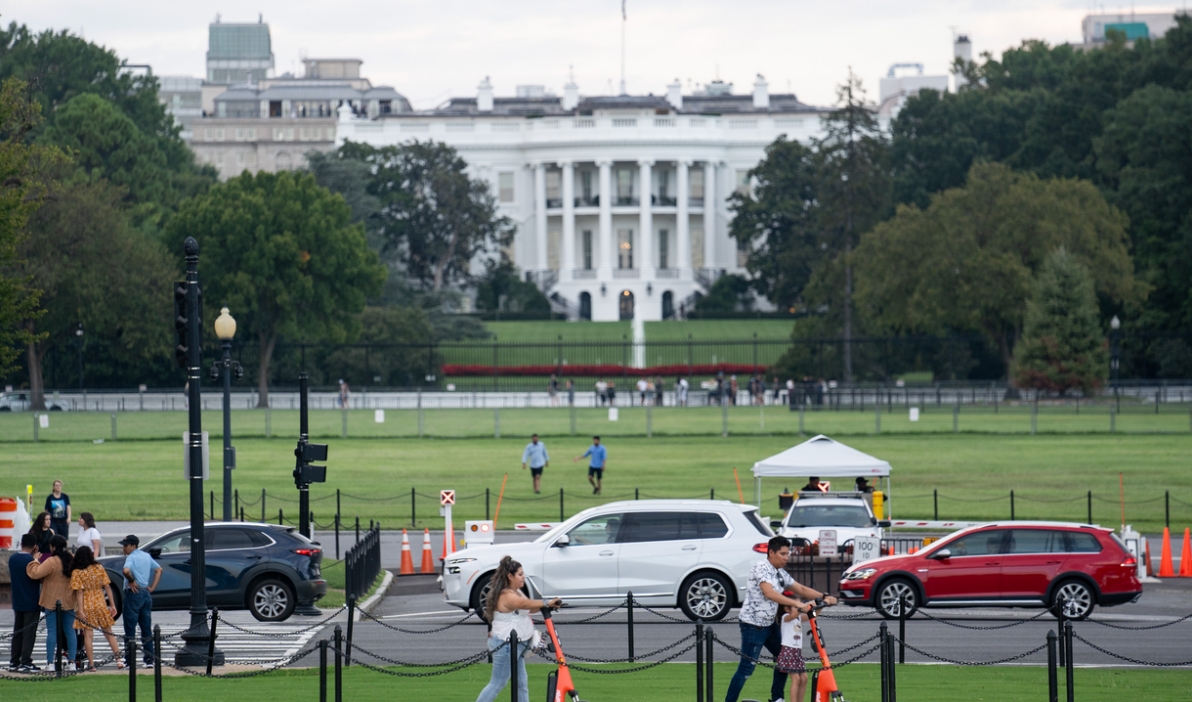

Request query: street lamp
[
  {"left": 1110, "top": 315, "right": 1121, "bottom": 411},
  {"left": 75, "top": 323, "right": 84, "bottom": 390},
  {"left": 210, "top": 308, "right": 243, "bottom": 522}
]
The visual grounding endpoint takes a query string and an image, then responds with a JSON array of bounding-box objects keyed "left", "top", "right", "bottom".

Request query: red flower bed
[{"left": 442, "top": 363, "right": 768, "bottom": 377}]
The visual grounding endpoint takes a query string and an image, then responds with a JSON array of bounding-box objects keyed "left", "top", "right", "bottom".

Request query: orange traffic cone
[
  {"left": 1158, "top": 527, "right": 1176, "bottom": 577},
  {"left": 1145, "top": 540, "right": 1154, "bottom": 577},
  {"left": 1179, "top": 528, "right": 1192, "bottom": 578},
  {"left": 420, "top": 528, "right": 435, "bottom": 573},
  {"left": 399, "top": 529, "right": 415, "bottom": 575}
]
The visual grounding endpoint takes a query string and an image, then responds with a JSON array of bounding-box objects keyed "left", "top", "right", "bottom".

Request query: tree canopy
[{"left": 165, "top": 171, "right": 386, "bottom": 406}]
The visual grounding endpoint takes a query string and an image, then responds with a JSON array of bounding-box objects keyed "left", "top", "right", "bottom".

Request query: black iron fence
[{"left": 345, "top": 524, "right": 382, "bottom": 602}]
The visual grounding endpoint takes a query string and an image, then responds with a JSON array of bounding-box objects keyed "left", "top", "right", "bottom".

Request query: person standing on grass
[
  {"left": 725, "top": 536, "right": 834, "bottom": 702},
  {"left": 548, "top": 374, "right": 560, "bottom": 407},
  {"left": 637, "top": 377, "right": 648, "bottom": 406},
  {"left": 8, "top": 534, "right": 41, "bottom": 673},
  {"left": 521, "top": 434, "right": 550, "bottom": 494},
  {"left": 574, "top": 436, "right": 607, "bottom": 495},
  {"left": 119, "top": 535, "right": 161, "bottom": 667},
  {"left": 566, "top": 379, "right": 575, "bottom": 406},
  {"left": 338, "top": 379, "right": 350, "bottom": 408},
  {"left": 607, "top": 380, "right": 617, "bottom": 406},
  {"left": 678, "top": 376, "right": 689, "bottom": 407},
  {"left": 45, "top": 480, "right": 71, "bottom": 539}
]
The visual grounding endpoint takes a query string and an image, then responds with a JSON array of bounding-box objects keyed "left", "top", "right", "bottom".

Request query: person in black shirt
[
  {"left": 44, "top": 480, "right": 71, "bottom": 539},
  {"left": 800, "top": 477, "right": 824, "bottom": 493}
]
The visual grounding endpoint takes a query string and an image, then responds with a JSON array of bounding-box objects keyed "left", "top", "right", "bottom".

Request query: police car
[{"left": 775, "top": 492, "right": 889, "bottom": 554}]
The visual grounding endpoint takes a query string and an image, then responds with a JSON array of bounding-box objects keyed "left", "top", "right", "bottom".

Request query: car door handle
[
  {"left": 984, "top": 562, "right": 999, "bottom": 566},
  {"left": 681, "top": 545, "right": 698, "bottom": 551},
  {"left": 245, "top": 554, "right": 263, "bottom": 560},
  {"left": 599, "top": 551, "right": 615, "bottom": 557}
]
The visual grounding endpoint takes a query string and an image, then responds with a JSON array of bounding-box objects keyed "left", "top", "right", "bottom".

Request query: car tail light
[
  {"left": 752, "top": 543, "right": 769, "bottom": 554},
  {"left": 1120, "top": 556, "right": 1137, "bottom": 568},
  {"left": 295, "top": 548, "right": 320, "bottom": 557}
]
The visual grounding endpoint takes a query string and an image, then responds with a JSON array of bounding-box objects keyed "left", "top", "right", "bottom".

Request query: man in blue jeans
[
  {"left": 725, "top": 536, "right": 835, "bottom": 702},
  {"left": 119, "top": 535, "right": 161, "bottom": 666}
]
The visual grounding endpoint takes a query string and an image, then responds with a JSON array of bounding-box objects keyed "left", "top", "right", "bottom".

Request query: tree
[
  {"left": 335, "top": 140, "right": 512, "bottom": 290},
  {"left": 694, "top": 274, "right": 754, "bottom": 314},
  {"left": 165, "top": 171, "right": 386, "bottom": 407},
  {"left": 727, "top": 137, "right": 822, "bottom": 311},
  {"left": 1012, "top": 249, "right": 1109, "bottom": 394},
  {"left": 808, "top": 70, "right": 890, "bottom": 381},
  {"left": 18, "top": 180, "right": 176, "bottom": 408},
  {"left": 853, "top": 162, "right": 1142, "bottom": 376},
  {"left": 322, "top": 306, "right": 438, "bottom": 386},
  {"left": 474, "top": 258, "right": 550, "bottom": 316},
  {"left": 0, "top": 78, "right": 59, "bottom": 379}
]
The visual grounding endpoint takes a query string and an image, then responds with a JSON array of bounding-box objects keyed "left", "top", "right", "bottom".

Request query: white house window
[
  {"left": 658, "top": 229, "right": 669, "bottom": 269},
  {"left": 582, "top": 230, "right": 593, "bottom": 270},
  {"left": 580, "top": 170, "right": 594, "bottom": 205},
  {"left": 545, "top": 170, "right": 561, "bottom": 207},
  {"left": 498, "top": 172, "right": 515, "bottom": 203},
  {"left": 247, "top": 128, "right": 257, "bottom": 140},
  {"left": 690, "top": 168, "right": 704, "bottom": 200},
  {"left": 616, "top": 169, "right": 634, "bottom": 205},
  {"left": 735, "top": 169, "right": 751, "bottom": 196},
  {"left": 618, "top": 228, "right": 634, "bottom": 269}
]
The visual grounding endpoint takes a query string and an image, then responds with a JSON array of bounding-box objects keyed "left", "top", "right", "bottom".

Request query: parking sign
[{"left": 818, "top": 529, "right": 838, "bottom": 557}]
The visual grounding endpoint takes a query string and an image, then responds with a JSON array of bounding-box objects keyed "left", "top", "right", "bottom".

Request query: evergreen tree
[{"left": 1012, "top": 248, "right": 1109, "bottom": 394}]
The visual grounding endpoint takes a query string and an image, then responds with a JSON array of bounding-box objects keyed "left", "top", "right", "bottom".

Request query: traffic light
[
  {"left": 293, "top": 441, "right": 328, "bottom": 487},
  {"left": 173, "top": 282, "right": 189, "bottom": 369}
]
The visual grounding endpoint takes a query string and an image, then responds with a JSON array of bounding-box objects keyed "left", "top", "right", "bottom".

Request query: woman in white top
[
  {"left": 76, "top": 512, "right": 102, "bottom": 554},
  {"left": 476, "top": 556, "right": 561, "bottom": 702}
]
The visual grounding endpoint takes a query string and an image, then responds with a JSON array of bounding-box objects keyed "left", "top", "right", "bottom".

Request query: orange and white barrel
[{"left": 0, "top": 497, "right": 17, "bottom": 549}]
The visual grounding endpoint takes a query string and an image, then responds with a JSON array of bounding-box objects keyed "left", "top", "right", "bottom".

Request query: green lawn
[
  {"left": 3, "top": 430, "right": 1190, "bottom": 532},
  {"left": 0, "top": 663, "right": 1189, "bottom": 701},
  {"left": 484, "top": 320, "right": 632, "bottom": 342},
  {"left": 645, "top": 319, "right": 794, "bottom": 340}
]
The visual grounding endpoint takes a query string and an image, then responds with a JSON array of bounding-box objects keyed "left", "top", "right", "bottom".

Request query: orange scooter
[
  {"left": 806, "top": 599, "right": 847, "bottom": 702},
  {"left": 541, "top": 606, "right": 582, "bottom": 702}
]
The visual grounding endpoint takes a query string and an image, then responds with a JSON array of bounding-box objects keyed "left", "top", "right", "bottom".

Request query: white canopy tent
[{"left": 751, "top": 434, "right": 893, "bottom": 518}]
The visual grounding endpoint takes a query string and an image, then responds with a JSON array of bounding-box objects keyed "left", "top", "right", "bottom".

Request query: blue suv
[{"left": 101, "top": 523, "right": 327, "bottom": 622}]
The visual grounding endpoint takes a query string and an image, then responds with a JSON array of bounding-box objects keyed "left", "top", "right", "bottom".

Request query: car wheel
[
  {"left": 107, "top": 582, "right": 123, "bottom": 619},
  {"left": 470, "top": 573, "right": 494, "bottom": 621},
  {"left": 1051, "top": 580, "right": 1095, "bottom": 621},
  {"left": 249, "top": 578, "right": 295, "bottom": 622},
  {"left": 875, "top": 578, "right": 919, "bottom": 620},
  {"left": 679, "top": 572, "right": 732, "bottom": 621}
]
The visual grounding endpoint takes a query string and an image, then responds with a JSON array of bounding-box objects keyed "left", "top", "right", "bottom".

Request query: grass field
[
  {"left": 482, "top": 319, "right": 795, "bottom": 342},
  {"left": 4, "top": 429, "right": 1190, "bottom": 531},
  {"left": 0, "top": 663, "right": 1189, "bottom": 701}
]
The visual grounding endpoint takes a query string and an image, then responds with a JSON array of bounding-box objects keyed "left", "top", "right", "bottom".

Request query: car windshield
[{"left": 786, "top": 504, "right": 872, "bottom": 528}]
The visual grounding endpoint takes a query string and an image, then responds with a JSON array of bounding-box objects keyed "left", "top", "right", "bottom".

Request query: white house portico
[{"left": 335, "top": 78, "right": 828, "bottom": 321}]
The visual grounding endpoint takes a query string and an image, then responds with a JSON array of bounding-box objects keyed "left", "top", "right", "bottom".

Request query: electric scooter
[
  {"left": 541, "top": 606, "right": 582, "bottom": 702},
  {"left": 806, "top": 599, "right": 848, "bottom": 702}
]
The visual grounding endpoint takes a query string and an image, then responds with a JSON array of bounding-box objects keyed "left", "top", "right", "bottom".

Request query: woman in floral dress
[{"left": 70, "top": 546, "right": 123, "bottom": 671}]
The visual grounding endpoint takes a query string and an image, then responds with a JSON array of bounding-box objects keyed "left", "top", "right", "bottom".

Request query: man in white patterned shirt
[{"left": 725, "top": 536, "right": 836, "bottom": 702}]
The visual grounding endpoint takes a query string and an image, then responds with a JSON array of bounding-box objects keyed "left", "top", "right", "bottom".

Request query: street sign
[
  {"left": 440, "top": 490, "right": 456, "bottom": 506},
  {"left": 854, "top": 536, "right": 881, "bottom": 564},
  {"left": 818, "top": 529, "right": 838, "bottom": 557}
]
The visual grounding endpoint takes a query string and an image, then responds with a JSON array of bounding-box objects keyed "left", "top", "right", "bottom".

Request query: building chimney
[
  {"left": 752, "top": 74, "right": 769, "bottom": 109},
  {"left": 563, "top": 80, "right": 579, "bottom": 110},
  {"left": 666, "top": 79, "right": 682, "bottom": 110},
  {"left": 478, "top": 76, "right": 494, "bottom": 112},
  {"left": 953, "top": 34, "right": 972, "bottom": 90}
]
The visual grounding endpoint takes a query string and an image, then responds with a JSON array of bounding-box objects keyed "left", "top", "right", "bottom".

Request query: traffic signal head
[
  {"left": 173, "top": 282, "right": 188, "bottom": 369},
  {"left": 302, "top": 443, "right": 329, "bottom": 464}
]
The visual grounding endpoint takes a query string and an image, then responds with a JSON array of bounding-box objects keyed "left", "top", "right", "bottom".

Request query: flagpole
[{"left": 620, "top": 0, "right": 627, "bottom": 95}]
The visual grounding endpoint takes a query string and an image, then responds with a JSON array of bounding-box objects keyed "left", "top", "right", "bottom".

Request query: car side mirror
[
  {"left": 770, "top": 520, "right": 783, "bottom": 529},
  {"left": 555, "top": 534, "right": 570, "bottom": 548},
  {"left": 930, "top": 548, "right": 951, "bottom": 560},
  {"left": 878, "top": 520, "right": 891, "bottom": 528},
  {"left": 148, "top": 548, "right": 162, "bottom": 559}
]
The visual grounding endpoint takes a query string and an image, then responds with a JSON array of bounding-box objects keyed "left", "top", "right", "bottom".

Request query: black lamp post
[
  {"left": 1110, "top": 315, "right": 1121, "bottom": 411},
  {"left": 75, "top": 323, "right": 84, "bottom": 390},
  {"left": 210, "top": 307, "right": 242, "bottom": 522},
  {"left": 176, "top": 237, "right": 224, "bottom": 667}
]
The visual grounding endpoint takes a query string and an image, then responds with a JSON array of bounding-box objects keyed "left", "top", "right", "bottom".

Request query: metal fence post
[
  {"left": 1087, "top": 491, "right": 1093, "bottom": 525},
  {"left": 494, "top": 408, "right": 500, "bottom": 438},
  {"left": 705, "top": 626, "right": 714, "bottom": 700},
  {"left": 1011, "top": 490, "right": 1016, "bottom": 520},
  {"left": 646, "top": 403, "right": 652, "bottom": 438},
  {"left": 346, "top": 595, "right": 355, "bottom": 667},
  {"left": 1110, "top": 405, "right": 1116, "bottom": 433},
  {"left": 411, "top": 488, "right": 416, "bottom": 527},
  {"left": 879, "top": 622, "right": 889, "bottom": 702},
  {"left": 334, "top": 624, "right": 343, "bottom": 702},
  {"left": 570, "top": 403, "right": 577, "bottom": 435},
  {"left": 1047, "top": 630, "right": 1059, "bottom": 702},
  {"left": 112, "top": 412, "right": 118, "bottom": 440},
  {"left": 1064, "top": 621, "right": 1074, "bottom": 702},
  {"left": 154, "top": 625, "right": 162, "bottom": 701},
  {"left": 875, "top": 403, "right": 881, "bottom": 434},
  {"left": 559, "top": 488, "right": 565, "bottom": 521},
  {"left": 953, "top": 403, "right": 959, "bottom": 433},
  {"left": 898, "top": 593, "right": 907, "bottom": 664},
  {"left": 722, "top": 397, "right": 728, "bottom": 437},
  {"left": 695, "top": 622, "right": 704, "bottom": 702},
  {"left": 509, "top": 630, "right": 520, "bottom": 701},
  {"left": 261, "top": 488, "right": 266, "bottom": 523},
  {"left": 486, "top": 488, "right": 491, "bottom": 521},
  {"left": 206, "top": 607, "right": 219, "bottom": 675},
  {"left": 319, "top": 638, "right": 329, "bottom": 702},
  {"left": 127, "top": 639, "right": 136, "bottom": 701},
  {"left": 933, "top": 489, "right": 938, "bottom": 521},
  {"left": 627, "top": 591, "right": 635, "bottom": 662}
]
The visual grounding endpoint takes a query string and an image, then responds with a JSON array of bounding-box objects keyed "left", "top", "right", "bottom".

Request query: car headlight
[
  {"left": 446, "top": 557, "right": 477, "bottom": 565},
  {"left": 843, "top": 568, "right": 876, "bottom": 581}
]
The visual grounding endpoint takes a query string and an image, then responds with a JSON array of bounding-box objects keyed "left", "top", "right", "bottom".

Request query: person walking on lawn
[
  {"left": 724, "top": 535, "right": 835, "bottom": 702},
  {"left": 574, "top": 436, "right": 607, "bottom": 494},
  {"left": 119, "top": 535, "right": 161, "bottom": 666},
  {"left": 521, "top": 434, "right": 550, "bottom": 494}
]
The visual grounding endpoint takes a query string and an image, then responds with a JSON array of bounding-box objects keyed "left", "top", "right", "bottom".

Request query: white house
[{"left": 335, "top": 77, "right": 829, "bottom": 322}]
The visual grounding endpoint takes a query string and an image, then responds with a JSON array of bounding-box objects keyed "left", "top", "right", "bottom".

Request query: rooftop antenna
[{"left": 619, "top": 1, "right": 628, "bottom": 95}]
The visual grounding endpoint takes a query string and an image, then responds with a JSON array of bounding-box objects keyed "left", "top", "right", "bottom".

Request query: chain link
[
  {"left": 1084, "top": 612, "right": 1192, "bottom": 631},
  {"left": 357, "top": 608, "right": 480, "bottom": 634},
  {"left": 558, "top": 633, "right": 696, "bottom": 664},
  {"left": 346, "top": 647, "right": 488, "bottom": 678},
  {"left": 216, "top": 605, "right": 346, "bottom": 638},
  {"left": 1072, "top": 632, "right": 1192, "bottom": 667},
  {"left": 889, "top": 636, "right": 1047, "bottom": 666},
  {"left": 0, "top": 614, "right": 45, "bottom": 640},
  {"left": 154, "top": 641, "right": 319, "bottom": 677},
  {"left": 915, "top": 608, "right": 1052, "bottom": 630},
  {"left": 712, "top": 632, "right": 881, "bottom": 674},
  {"left": 535, "top": 640, "right": 700, "bottom": 674},
  {"left": 347, "top": 641, "right": 491, "bottom": 668}
]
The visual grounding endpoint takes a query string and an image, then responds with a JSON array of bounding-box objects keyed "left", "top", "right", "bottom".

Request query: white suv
[
  {"left": 776, "top": 493, "right": 889, "bottom": 553},
  {"left": 443, "top": 500, "right": 775, "bottom": 621}
]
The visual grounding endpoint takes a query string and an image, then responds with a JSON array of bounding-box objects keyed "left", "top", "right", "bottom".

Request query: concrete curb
[{"left": 353, "top": 570, "right": 394, "bottom": 621}]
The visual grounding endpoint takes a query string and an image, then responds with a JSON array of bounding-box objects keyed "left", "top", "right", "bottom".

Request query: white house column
[
  {"left": 597, "top": 160, "right": 613, "bottom": 278},
  {"left": 676, "top": 160, "right": 691, "bottom": 276},
  {"left": 533, "top": 162, "right": 548, "bottom": 272},
  {"left": 638, "top": 159, "right": 654, "bottom": 280},
  {"left": 560, "top": 160, "right": 575, "bottom": 277},
  {"left": 702, "top": 161, "right": 716, "bottom": 270}
]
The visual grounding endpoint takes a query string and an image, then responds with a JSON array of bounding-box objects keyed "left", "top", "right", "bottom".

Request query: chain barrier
[
  {"left": 344, "top": 642, "right": 491, "bottom": 668},
  {"left": 1, "top": 652, "right": 120, "bottom": 682},
  {"left": 346, "top": 645, "right": 489, "bottom": 678},
  {"left": 817, "top": 610, "right": 875, "bottom": 620},
  {"left": 1071, "top": 632, "right": 1192, "bottom": 667},
  {"left": 154, "top": 640, "right": 319, "bottom": 677},
  {"left": 712, "top": 632, "right": 881, "bottom": 674},
  {"left": 0, "top": 614, "right": 45, "bottom": 640},
  {"left": 356, "top": 607, "right": 480, "bottom": 634},
  {"left": 557, "top": 633, "right": 696, "bottom": 664},
  {"left": 216, "top": 605, "right": 347, "bottom": 638},
  {"left": 915, "top": 609, "right": 1052, "bottom": 630},
  {"left": 1084, "top": 612, "right": 1192, "bottom": 631},
  {"left": 630, "top": 600, "right": 705, "bottom": 623},
  {"left": 888, "top": 635, "right": 1047, "bottom": 666},
  {"left": 805, "top": 635, "right": 883, "bottom": 662},
  {"left": 535, "top": 639, "right": 700, "bottom": 674}
]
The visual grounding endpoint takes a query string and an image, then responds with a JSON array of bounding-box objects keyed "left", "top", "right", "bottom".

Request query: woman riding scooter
[{"left": 475, "top": 556, "right": 562, "bottom": 702}]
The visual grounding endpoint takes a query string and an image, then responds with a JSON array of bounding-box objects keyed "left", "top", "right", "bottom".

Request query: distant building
[
  {"left": 877, "top": 35, "right": 970, "bottom": 118},
  {"left": 336, "top": 76, "right": 828, "bottom": 322},
  {"left": 158, "top": 76, "right": 203, "bottom": 141},
  {"left": 1081, "top": 11, "right": 1185, "bottom": 46},
  {"left": 206, "top": 17, "right": 273, "bottom": 85}
]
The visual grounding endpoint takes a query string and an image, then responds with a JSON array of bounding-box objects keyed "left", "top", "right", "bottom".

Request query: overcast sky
[{"left": 6, "top": 2, "right": 1177, "bottom": 108}]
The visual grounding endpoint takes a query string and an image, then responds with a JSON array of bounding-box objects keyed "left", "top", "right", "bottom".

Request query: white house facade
[{"left": 335, "top": 77, "right": 828, "bottom": 322}]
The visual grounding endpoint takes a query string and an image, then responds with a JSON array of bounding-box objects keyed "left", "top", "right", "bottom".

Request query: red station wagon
[{"left": 838, "top": 521, "right": 1142, "bottom": 620}]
